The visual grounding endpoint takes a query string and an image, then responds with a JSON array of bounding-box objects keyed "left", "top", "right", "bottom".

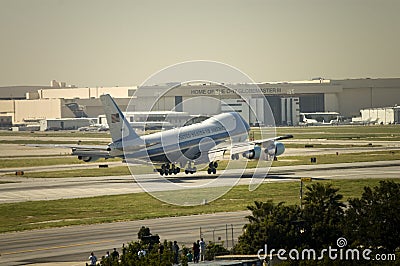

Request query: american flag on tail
[{"left": 111, "top": 113, "right": 120, "bottom": 123}]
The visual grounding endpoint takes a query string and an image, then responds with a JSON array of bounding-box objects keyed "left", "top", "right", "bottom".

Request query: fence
[{"left": 199, "top": 223, "right": 244, "bottom": 249}]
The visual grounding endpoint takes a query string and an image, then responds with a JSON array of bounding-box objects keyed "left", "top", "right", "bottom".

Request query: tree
[
  {"left": 137, "top": 226, "right": 160, "bottom": 247},
  {"left": 344, "top": 180, "right": 400, "bottom": 252},
  {"left": 205, "top": 243, "right": 230, "bottom": 261},
  {"left": 234, "top": 200, "right": 302, "bottom": 254},
  {"left": 109, "top": 228, "right": 174, "bottom": 266},
  {"left": 138, "top": 226, "right": 151, "bottom": 239},
  {"left": 245, "top": 200, "right": 275, "bottom": 223},
  {"left": 302, "top": 183, "right": 345, "bottom": 249}
]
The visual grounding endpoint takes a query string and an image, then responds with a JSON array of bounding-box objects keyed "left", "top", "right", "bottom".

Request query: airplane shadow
[
  {"left": 161, "top": 173, "right": 328, "bottom": 184},
  {"left": 131, "top": 171, "right": 328, "bottom": 184}
]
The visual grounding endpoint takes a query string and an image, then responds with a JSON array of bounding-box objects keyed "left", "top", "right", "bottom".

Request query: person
[
  {"left": 138, "top": 249, "right": 146, "bottom": 257},
  {"left": 156, "top": 242, "right": 164, "bottom": 263},
  {"left": 199, "top": 238, "right": 206, "bottom": 261},
  {"left": 193, "top": 240, "right": 200, "bottom": 263},
  {"left": 172, "top": 241, "right": 179, "bottom": 264},
  {"left": 158, "top": 242, "right": 164, "bottom": 254},
  {"left": 122, "top": 243, "right": 126, "bottom": 256},
  {"left": 105, "top": 251, "right": 110, "bottom": 258},
  {"left": 88, "top": 252, "right": 97, "bottom": 266},
  {"left": 186, "top": 250, "right": 193, "bottom": 262},
  {"left": 111, "top": 248, "right": 119, "bottom": 260}
]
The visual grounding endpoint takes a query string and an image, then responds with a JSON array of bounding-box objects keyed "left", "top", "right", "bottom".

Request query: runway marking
[{"left": 1, "top": 239, "right": 115, "bottom": 256}]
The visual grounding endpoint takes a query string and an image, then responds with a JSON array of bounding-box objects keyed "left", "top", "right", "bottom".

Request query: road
[
  {"left": 0, "top": 211, "right": 249, "bottom": 266},
  {"left": 0, "top": 160, "right": 399, "bottom": 203}
]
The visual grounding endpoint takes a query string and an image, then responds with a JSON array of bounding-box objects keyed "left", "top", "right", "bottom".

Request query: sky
[{"left": 0, "top": 0, "right": 399, "bottom": 87}]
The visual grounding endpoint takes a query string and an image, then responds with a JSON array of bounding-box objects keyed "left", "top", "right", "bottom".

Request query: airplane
[
  {"left": 31, "top": 94, "right": 293, "bottom": 175},
  {"left": 299, "top": 112, "right": 344, "bottom": 126}
]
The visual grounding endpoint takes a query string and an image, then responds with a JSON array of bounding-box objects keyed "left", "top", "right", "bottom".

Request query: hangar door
[
  {"left": 265, "top": 96, "right": 282, "bottom": 125},
  {"left": 299, "top": 94, "right": 325, "bottom": 112}
]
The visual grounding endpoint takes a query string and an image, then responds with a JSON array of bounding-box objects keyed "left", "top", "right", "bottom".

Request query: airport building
[
  {"left": 360, "top": 106, "right": 400, "bottom": 125},
  {"left": 0, "top": 78, "right": 399, "bottom": 129}
]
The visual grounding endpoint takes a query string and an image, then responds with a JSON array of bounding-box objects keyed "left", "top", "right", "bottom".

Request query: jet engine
[
  {"left": 265, "top": 142, "right": 285, "bottom": 157},
  {"left": 274, "top": 142, "right": 285, "bottom": 156},
  {"left": 242, "top": 146, "right": 261, "bottom": 159}
]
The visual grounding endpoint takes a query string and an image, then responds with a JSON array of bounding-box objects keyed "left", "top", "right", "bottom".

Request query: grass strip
[
  {"left": 8, "top": 150, "right": 400, "bottom": 178},
  {"left": 271, "top": 149, "right": 400, "bottom": 167},
  {"left": 274, "top": 125, "right": 400, "bottom": 140},
  {"left": 0, "top": 178, "right": 398, "bottom": 233},
  {"left": 0, "top": 131, "right": 110, "bottom": 138},
  {"left": 218, "top": 150, "right": 400, "bottom": 169},
  {"left": 276, "top": 125, "right": 400, "bottom": 135},
  {"left": 13, "top": 166, "right": 136, "bottom": 178},
  {"left": 0, "top": 140, "right": 109, "bottom": 145},
  {"left": 284, "top": 143, "right": 381, "bottom": 148},
  {"left": 0, "top": 157, "right": 119, "bottom": 169},
  {"left": 1, "top": 125, "right": 399, "bottom": 140}
]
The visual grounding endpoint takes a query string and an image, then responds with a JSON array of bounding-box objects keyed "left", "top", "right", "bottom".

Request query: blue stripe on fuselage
[
  {"left": 124, "top": 129, "right": 246, "bottom": 163},
  {"left": 139, "top": 130, "right": 230, "bottom": 160}
]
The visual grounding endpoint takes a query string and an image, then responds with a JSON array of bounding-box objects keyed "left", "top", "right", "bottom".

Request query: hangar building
[{"left": 0, "top": 78, "right": 399, "bottom": 128}]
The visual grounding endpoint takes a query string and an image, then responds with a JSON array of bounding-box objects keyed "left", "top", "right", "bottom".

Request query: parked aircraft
[
  {"left": 32, "top": 94, "right": 293, "bottom": 175},
  {"left": 299, "top": 112, "right": 343, "bottom": 126}
]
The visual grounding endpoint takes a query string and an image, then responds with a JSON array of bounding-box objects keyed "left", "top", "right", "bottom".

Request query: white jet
[{"left": 32, "top": 94, "right": 293, "bottom": 175}]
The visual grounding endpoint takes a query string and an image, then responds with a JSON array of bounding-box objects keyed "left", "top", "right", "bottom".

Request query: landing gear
[
  {"left": 158, "top": 161, "right": 218, "bottom": 175},
  {"left": 158, "top": 163, "right": 180, "bottom": 176},
  {"left": 207, "top": 161, "right": 218, "bottom": 174},
  {"left": 184, "top": 161, "right": 197, "bottom": 174},
  {"left": 231, "top": 153, "right": 240, "bottom": 160}
]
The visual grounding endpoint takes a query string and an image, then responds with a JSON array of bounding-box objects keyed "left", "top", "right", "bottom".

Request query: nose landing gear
[{"left": 184, "top": 161, "right": 197, "bottom": 174}]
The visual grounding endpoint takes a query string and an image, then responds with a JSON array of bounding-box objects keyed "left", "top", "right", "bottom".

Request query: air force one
[{"left": 33, "top": 94, "right": 292, "bottom": 175}]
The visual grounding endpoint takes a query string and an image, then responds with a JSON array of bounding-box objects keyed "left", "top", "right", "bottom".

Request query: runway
[
  {"left": 0, "top": 161, "right": 399, "bottom": 203},
  {"left": 0, "top": 211, "right": 248, "bottom": 266}
]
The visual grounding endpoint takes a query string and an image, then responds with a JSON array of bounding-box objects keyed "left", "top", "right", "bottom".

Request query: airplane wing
[
  {"left": 207, "top": 134, "right": 293, "bottom": 160},
  {"left": 25, "top": 144, "right": 112, "bottom": 162},
  {"left": 248, "top": 134, "right": 294, "bottom": 145}
]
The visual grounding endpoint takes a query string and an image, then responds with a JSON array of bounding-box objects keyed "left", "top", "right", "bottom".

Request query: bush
[{"left": 205, "top": 242, "right": 230, "bottom": 261}]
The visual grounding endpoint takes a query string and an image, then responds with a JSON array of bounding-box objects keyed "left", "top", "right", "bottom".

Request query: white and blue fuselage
[{"left": 110, "top": 112, "right": 250, "bottom": 166}]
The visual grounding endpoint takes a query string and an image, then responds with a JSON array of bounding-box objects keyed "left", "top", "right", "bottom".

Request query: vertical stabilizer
[{"left": 100, "top": 94, "right": 140, "bottom": 142}]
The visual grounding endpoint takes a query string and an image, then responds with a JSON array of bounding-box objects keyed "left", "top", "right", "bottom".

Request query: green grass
[
  {"left": 0, "top": 140, "right": 109, "bottom": 145},
  {"left": 272, "top": 149, "right": 400, "bottom": 166},
  {"left": 284, "top": 143, "right": 381, "bottom": 148},
  {"left": 0, "top": 181, "right": 17, "bottom": 184},
  {"left": 218, "top": 150, "right": 400, "bottom": 169},
  {"left": 0, "top": 157, "right": 120, "bottom": 169},
  {"left": 251, "top": 125, "right": 400, "bottom": 140},
  {"left": 16, "top": 166, "right": 140, "bottom": 178},
  {"left": 0, "top": 178, "right": 398, "bottom": 233},
  {"left": 276, "top": 125, "right": 400, "bottom": 135},
  {"left": 270, "top": 125, "right": 400, "bottom": 141},
  {"left": 0, "top": 130, "right": 111, "bottom": 138},
  {"left": 2, "top": 125, "right": 399, "bottom": 141},
  {"left": 290, "top": 135, "right": 400, "bottom": 141},
  {"left": 0, "top": 154, "right": 71, "bottom": 159}
]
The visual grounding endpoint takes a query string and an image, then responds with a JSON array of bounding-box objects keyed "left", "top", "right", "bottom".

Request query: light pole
[{"left": 300, "top": 177, "right": 312, "bottom": 208}]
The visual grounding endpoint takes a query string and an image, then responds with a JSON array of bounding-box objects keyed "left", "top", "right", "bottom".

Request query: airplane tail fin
[{"left": 100, "top": 94, "right": 140, "bottom": 142}]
